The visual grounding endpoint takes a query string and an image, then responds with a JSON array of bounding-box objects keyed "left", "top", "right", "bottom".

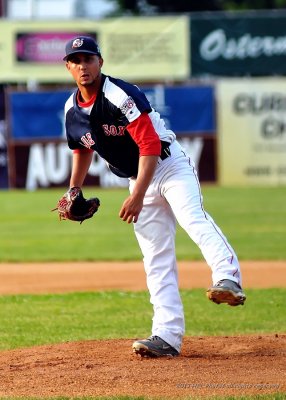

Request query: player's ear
[
  {"left": 65, "top": 62, "right": 71, "bottom": 72},
  {"left": 99, "top": 57, "right": 104, "bottom": 68}
]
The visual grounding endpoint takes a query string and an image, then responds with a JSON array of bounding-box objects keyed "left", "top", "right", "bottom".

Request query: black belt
[
  {"left": 160, "top": 141, "right": 171, "bottom": 161},
  {"left": 131, "top": 141, "right": 171, "bottom": 179}
]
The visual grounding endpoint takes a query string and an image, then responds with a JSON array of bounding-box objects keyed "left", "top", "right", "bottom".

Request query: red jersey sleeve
[{"left": 127, "top": 113, "right": 161, "bottom": 156}]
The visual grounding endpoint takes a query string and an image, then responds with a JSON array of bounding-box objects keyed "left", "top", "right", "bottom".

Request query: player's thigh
[
  {"left": 134, "top": 191, "right": 176, "bottom": 252},
  {"left": 162, "top": 163, "right": 206, "bottom": 231}
]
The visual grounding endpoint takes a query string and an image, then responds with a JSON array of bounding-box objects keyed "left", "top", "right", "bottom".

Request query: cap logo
[{"left": 72, "top": 38, "right": 84, "bottom": 49}]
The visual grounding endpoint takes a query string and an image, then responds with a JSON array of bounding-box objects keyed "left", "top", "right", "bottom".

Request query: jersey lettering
[
  {"left": 80, "top": 133, "right": 95, "bottom": 149},
  {"left": 102, "top": 124, "right": 125, "bottom": 136}
]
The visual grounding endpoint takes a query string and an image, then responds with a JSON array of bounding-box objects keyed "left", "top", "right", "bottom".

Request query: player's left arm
[
  {"left": 119, "top": 154, "right": 158, "bottom": 223},
  {"left": 119, "top": 113, "right": 161, "bottom": 224},
  {"left": 70, "top": 149, "right": 94, "bottom": 188}
]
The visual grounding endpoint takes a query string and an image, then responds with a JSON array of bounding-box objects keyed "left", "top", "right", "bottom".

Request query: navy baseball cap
[{"left": 63, "top": 36, "right": 101, "bottom": 61}]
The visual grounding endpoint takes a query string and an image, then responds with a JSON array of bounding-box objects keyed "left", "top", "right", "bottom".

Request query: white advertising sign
[{"left": 217, "top": 78, "right": 286, "bottom": 185}]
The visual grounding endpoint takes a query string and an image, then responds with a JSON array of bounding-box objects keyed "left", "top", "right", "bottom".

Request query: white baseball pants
[{"left": 129, "top": 140, "right": 242, "bottom": 352}]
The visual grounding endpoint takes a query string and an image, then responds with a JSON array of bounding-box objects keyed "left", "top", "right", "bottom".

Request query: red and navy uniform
[{"left": 64, "top": 74, "right": 174, "bottom": 178}]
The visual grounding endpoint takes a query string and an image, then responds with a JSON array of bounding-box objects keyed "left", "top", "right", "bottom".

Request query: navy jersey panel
[
  {"left": 64, "top": 74, "right": 152, "bottom": 177},
  {"left": 65, "top": 102, "right": 92, "bottom": 150}
]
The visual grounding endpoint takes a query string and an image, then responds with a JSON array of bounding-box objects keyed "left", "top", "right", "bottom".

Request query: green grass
[
  {"left": 0, "top": 288, "right": 285, "bottom": 351},
  {"left": 0, "top": 186, "right": 285, "bottom": 262}
]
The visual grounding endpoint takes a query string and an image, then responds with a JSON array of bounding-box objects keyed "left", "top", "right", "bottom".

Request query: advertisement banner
[
  {"left": 0, "top": 16, "right": 189, "bottom": 83},
  {"left": 101, "top": 16, "right": 189, "bottom": 81},
  {"left": 8, "top": 85, "right": 216, "bottom": 189},
  {"left": 12, "top": 143, "right": 128, "bottom": 190},
  {"left": 0, "top": 86, "right": 8, "bottom": 189},
  {"left": 10, "top": 91, "right": 70, "bottom": 139},
  {"left": 143, "top": 85, "right": 215, "bottom": 135},
  {"left": 9, "top": 85, "right": 215, "bottom": 140},
  {"left": 191, "top": 13, "right": 286, "bottom": 76},
  {"left": 217, "top": 78, "right": 286, "bottom": 185},
  {"left": 11, "top": 137, "right": 215, "bottom": 190},
  {"left": 16, "top": 32, "right": 98, "bottom": 63}
]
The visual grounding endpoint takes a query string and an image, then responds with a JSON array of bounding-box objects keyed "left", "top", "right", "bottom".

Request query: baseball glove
[{"left": 52, "top": 187, "right": 100, "bottom": 224}]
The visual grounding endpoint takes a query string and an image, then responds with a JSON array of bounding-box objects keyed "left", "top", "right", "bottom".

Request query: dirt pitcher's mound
[
  {"left": 0, "top": 261, "right": 285, "bottom": 398},
  {"left": 1, "top": 334, "right": 285, "bottom": 398}
]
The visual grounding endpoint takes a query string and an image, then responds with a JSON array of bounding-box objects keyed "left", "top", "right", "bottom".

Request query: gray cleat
[
  {"left": 132, "top": 335, "right": 179, "bottom": 357},
  {"left": 207, "top": 279, "right": 246, "bottom": 306}
]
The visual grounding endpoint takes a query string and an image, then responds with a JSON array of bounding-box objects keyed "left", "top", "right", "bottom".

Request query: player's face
[{"left": 66, "top": 53, "right": 103, "bottom": 87}]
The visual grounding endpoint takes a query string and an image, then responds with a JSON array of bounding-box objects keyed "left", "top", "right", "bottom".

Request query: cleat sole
[{"left": 207, "top": 288, "right": 246, "bottom": 306}]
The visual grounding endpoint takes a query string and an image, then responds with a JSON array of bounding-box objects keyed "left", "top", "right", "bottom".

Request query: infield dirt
[{"left": 0, "top": 261, "right": 285, "bottom": 398}]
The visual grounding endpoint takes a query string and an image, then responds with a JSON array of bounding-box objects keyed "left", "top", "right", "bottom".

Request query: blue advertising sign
[
  {"left": 143, "top": 85, "right": 215, "bottom": 135},
  {"left": 8, "top": 86, "right": 216, "bottom": 189},
  {"left": 0, "top": 86, "right": 8, "bottom": 189},
  {"left": 9, "top": 91, "right": 70, "bottom": 139},
  {"left": 9, "top": 85, "right": 215, "bottom": 140}
]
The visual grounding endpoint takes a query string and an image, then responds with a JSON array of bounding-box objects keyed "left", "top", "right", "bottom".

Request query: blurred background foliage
[{"left": 109, "top": 0, "right": 286, "bottom": 16}]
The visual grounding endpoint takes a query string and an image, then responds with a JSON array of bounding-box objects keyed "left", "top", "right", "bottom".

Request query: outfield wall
[
  {"left": 217, "top": 78, "right": 286, "bottom": 186},
  {"left": 2, "top": 77, "right": 286, "bottom": 189},
  {"left": 1, "top": 11, "right": 286, "bottom": 82},
  {"left": 1, "top": 11, "right": 286, "bottom": 189},
  {"left": 5, "top": 85, "right": 216, "bottom": 189}
]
